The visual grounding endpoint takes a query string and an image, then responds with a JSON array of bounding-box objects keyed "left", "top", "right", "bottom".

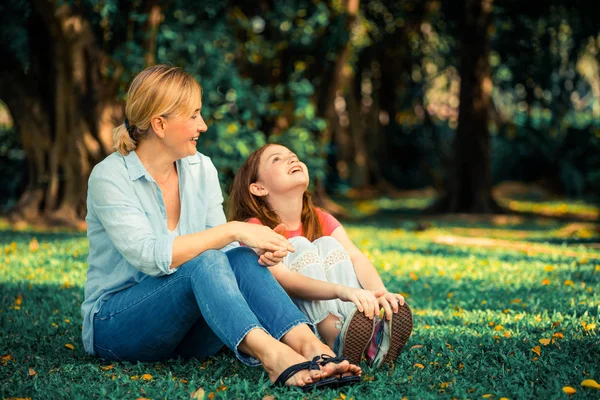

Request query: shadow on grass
[
  {"left": 0, "top": 229, "right": 85, "bottom": 244},
  {"left": 376, "top": 242, "right": 600, "bottom": 265}
]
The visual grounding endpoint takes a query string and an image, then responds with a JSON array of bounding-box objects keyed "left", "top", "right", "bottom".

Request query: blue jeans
[{"left": 93, "top": 247, "right": 310, "bottom": 366}]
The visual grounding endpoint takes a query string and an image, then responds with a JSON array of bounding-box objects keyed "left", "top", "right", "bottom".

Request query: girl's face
[
  {"left": 162, "top": 103, "right": 207, "bottom": 159},
  {"left": 254, "top": 144, "right": 309, "bottom": 197}
]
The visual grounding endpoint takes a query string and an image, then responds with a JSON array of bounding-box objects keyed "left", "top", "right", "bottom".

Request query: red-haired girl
[{"left": 229, "top": 144, "right": 413, "bottom": 367}]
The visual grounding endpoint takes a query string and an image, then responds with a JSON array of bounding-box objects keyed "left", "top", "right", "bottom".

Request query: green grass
[{"left": 1, "top": 209, "right": 600, "bottom": 399}]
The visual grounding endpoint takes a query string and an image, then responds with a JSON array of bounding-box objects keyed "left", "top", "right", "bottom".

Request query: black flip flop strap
[
  {"left": 318, "top": 354, "right": 349, "bottom": 366},
  {"left": 273, "top": 356, "right": 321, "bottom": 386}
]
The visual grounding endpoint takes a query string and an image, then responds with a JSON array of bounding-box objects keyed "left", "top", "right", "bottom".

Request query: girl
[{"left": 229, "top": 144, "right": 413, "bottom": 367}]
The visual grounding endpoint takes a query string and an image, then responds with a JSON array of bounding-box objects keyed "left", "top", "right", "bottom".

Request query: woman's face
[
  {"left": 255, "top": 144, "right": 309, "bottom": 196},
  {"left": 162, "top": 103, "right": 207, "bottom": 159}
]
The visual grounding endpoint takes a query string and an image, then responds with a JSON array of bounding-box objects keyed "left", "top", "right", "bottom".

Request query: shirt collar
[
  {"left": 123, "top": 150, "right": 151, "bottom": 181},
  {"left": 124, "top": 151, "right": 202, "bottom": 181}
]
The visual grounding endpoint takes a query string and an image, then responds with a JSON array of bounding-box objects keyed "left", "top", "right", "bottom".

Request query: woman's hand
[
  {"left": 336, "top": 286, "right": 385, "bottom": 319},
  {"left": 376, "top": 291, "right": 406, "bottom": 320},
  {"left": 235, "top": 222, "right": 295, "bottom": 256}
]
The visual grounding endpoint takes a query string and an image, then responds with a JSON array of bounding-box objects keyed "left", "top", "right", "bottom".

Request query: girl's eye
[{"left": 272, "top": 156, "right": 280, "bottom": 163}]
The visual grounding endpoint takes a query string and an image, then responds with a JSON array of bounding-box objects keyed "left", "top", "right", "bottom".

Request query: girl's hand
[
  {"left": 256, "top": 249, "right": 288, "bottom": 266},
  {"left": 255, "top": 223, "right": 290, "bottom": 266},
  {"left": 337, "top": 287, "right": 385, "bottom": 319},
  {"left": 235, "top": 222, "right": 295, "bottom": 255},
  {"left": 377, "top": 291, "right": 406, "bottom": 320}
]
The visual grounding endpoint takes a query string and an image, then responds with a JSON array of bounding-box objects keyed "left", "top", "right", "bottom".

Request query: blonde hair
[{"left": 113, "top": 65, "right": 202, "bottom": 155}]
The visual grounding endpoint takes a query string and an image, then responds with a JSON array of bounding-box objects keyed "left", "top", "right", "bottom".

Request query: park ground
[{"left": 1, "top": 186, "right": 599, "bottom": 399}]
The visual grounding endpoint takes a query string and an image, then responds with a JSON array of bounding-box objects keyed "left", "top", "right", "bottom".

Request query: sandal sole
[
  {"left": 340, "top": 312, "right": 375, "bottom": 365},
  {"left": 381, "top": 303, "right": 413, "bottom": 365}
]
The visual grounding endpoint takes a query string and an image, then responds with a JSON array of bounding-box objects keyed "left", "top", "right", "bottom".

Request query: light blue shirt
[{"left": 81, "top": 150, "right": 238, "bottom": 355}]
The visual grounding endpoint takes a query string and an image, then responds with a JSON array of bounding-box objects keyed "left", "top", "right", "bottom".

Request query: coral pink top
[{"left": 247, "top": 208, "right": 341, "bottom": 239}]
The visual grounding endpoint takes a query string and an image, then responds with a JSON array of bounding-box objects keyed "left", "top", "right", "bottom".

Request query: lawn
[{"left": 1, "top": 197, "right": 599, "bottom": 399}]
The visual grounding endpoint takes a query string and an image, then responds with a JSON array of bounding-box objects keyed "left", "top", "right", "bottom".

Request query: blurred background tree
[{"left": 0, "top": 0, "right": 598, "bottom": 226}]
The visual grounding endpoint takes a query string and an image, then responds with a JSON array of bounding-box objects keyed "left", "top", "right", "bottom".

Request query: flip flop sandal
[
  {"left": 371, "top": 302, "right": 413, "bottom": 367},
  {"left": 318, "top": 354, "right": 362, "bottom": 388},
  {"left": 336, "top": 308, "right": 376, "bottom": 365},
  {"left": 273, "top": 356, "right": 338, "bottom": 391}
]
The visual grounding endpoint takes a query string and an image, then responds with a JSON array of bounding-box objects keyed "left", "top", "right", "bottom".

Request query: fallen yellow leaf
[
  {"left": 495, "top": 325, "right": 505, "bottom": 331},
  {"left": 531, "top": 346, "right": 541, "bottom": 356},
  {"left": 130, "top": 375, "right": 139, "bottom": 380},
  {"left": 65, "top": 343, "right": 74, "bottom": 350},
  {"left": 414, "top": 363, "right": 425, "bottom": 369},
  {"left": 581, "top": 379, "right": 600, "bottom": 389},
  {"left": 409, "top": 272, "right": 418, "bottom": 281},
  {"left": 544, "top": 265, "right": 555, "bottom": 271},
  {"left": 141, "top": 374, "right": 152, "bottom": 381},
  {"left": 340, "top": 394, "right": 347, "bottom": 400},
  {"left": 584, "top": 323, "right": 596, "bottom": 331},
  {"left": 1, "top": 354, "right": 16, "bottom": 365},
  {"left": 552, "top": 332, "right": 564, "bottom": 339},
  {"left": 563, "top": 386, "right": 576, "bottom": 395},
  {"left": 28, "top": 368, "right": 37, "bottom": 377},
  {"left": 29, "top": 238, "right": 39, "bottom": 252},
  {"left": 191, "top": 388, "right": 206, "bottom": 399},
  {"left": 564, "top": 280, "right": 574, "bottom": 286},
  {"left": 482, "top": 394, "right": 493, "bottom": 398},
  {"left": 541, "top": 278, "right": 551, "bottom": 286},
  {"left": 539, "top": 338, "right": 551, "bottom": 346},
  {"left": 410, "top": 345, "right": 423, "bottom": 350}
]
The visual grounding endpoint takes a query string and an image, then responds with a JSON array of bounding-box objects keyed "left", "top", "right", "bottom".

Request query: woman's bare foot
[
  {"left": 261, "top": 342, "right": 328, "bottom": 387},
  {"left": 300, "top": 340, "right": 362, "bottom": 377}
]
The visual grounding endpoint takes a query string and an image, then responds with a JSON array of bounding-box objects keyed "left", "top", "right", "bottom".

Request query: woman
[{"left": 80, "top": 65, "right": 361, "bottom": 390}]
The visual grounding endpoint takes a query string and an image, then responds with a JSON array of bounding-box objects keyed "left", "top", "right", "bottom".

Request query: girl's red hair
[{"left": 228, "top": 144, "right": 323, "bottom": 241}]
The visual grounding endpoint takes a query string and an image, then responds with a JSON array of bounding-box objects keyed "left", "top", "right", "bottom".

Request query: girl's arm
[
  {"left": 330, "top": 226, "right": 387, "bottom": 292},
  {"left": 269, "top": 264, "right": 381, "bottom": 317},
  {"left": 330, "top": 226, "right": 405, "bottom": 320}
]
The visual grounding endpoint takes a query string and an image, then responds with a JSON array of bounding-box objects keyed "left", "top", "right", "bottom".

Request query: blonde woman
[{"left": 81, "top": 65, "right": 361, "bottom": 391}]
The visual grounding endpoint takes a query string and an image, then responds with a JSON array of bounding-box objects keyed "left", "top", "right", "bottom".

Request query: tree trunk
[
  {"left": 0, "top": 2, "right": 124, "bottom": 227},
  {"left": 433, "top": 0, "right": 501, "bottom": 213}
]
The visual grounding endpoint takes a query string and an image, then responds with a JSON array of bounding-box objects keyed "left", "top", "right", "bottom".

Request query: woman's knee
[
  {"left": 178, "top": 249, "right": 231, "bottom": 279},
  {"left": 289, "top": 236, "right": 318, "bottom": 253},
  {"left": 225, "top": 246, "right": 259, "bottom": 268}
]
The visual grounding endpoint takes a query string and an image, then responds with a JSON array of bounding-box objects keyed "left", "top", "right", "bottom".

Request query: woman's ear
[
  {"left": 249, "top": 183, "right": 268, "bottom": 197},
  {"left": 150, "top": 115, "right": 167, "bottom": 139}
]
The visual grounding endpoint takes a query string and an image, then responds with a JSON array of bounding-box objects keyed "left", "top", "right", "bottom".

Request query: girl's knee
[
  {"left": 289, "top": 236, "right": 318, "bottom": 252},
  {"left": 313, "top": 236, "right": 344, "bottom": 251}
]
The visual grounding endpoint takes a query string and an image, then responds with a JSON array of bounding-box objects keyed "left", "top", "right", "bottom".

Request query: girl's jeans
[{"left": 93, "top": 247, "right": 309, "bottom": 366}]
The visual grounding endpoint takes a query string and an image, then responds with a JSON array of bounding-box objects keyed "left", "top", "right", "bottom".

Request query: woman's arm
[
  {"left": 269, "top": 264, "right": 381, "bottom": 317},
  {"left": 170, "top": 222, "right": 293, "bottom": 269}
]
